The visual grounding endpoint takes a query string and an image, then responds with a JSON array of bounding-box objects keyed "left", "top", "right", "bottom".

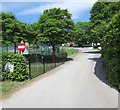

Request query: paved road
[{"left": 2, "top": 48, "right": 118, "bottom": 108}]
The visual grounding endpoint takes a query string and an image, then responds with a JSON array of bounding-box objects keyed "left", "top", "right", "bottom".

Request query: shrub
[
  {"left": 93, "top": 45, "right": 100, "bottom": 49},
  {"left": 102, "top": 12, "right": 120, "bottom": 91},
  {"left": 2, "top": 53, "right": 29, "bottom": 81},
  {"left": 83, "top": 44, "right": 92, "bottom": 47}
]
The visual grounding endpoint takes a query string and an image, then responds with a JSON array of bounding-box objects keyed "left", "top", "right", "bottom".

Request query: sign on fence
[
  {"left": 23, "top": 42, "right": 29, "bottom": 55},
  {"left": 5, "top": 62, "right": 14, "bottom": 72}
]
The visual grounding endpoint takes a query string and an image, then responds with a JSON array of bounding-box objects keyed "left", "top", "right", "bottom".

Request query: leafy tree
[
  {"left": 90, "top": 21, "right": 107, "bottom": 43},
  {"left": 73, "top": 22, "right": 92, "bottom": 46},
  {"left": 90, "top": 2, "right": 109, "bottom": 44},
  {"left": 103, "top": 2, "right": 120, "bottom": 23},
  {"left": 13, "top": 21, "right": 28, "bottom": 43},
  {"left": 1, "top": 12, "right": 28, "bottom": 52},
  {"left": 90, "top": 2, "right": 120, "bottom": 44},
  {"left": 26, "top": 22, "right": 39, "bottom": 44},
  {"left": 2, "top": 12, "right": 28, "bottom": 41},
  {"left": 1, "top": 12, "right": 16, "bottom": 44},
  {"left": 37, "top": 8, "right": 74, "bottom": 53},
  {"left": 90, "top": 2, "right": 110, "bottom": 26}
]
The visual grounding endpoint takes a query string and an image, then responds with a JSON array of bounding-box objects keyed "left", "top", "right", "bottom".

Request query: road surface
[{"left": 2, "top": 48, "right": 118, "bottom": 108}]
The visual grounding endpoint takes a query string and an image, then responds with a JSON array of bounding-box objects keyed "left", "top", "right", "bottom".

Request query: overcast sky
[{"left": 1, "top": 0, "right": 97, "bottom": 24}]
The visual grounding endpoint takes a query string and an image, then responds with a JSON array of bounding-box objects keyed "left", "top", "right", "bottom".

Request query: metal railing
[{"left": 24, "top": 52, "right": 67, "bottom": 79}]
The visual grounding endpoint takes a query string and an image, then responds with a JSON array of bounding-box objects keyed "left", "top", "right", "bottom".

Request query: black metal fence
[{"left": 24, "top": 53, "right": 67, "bottom": 79}]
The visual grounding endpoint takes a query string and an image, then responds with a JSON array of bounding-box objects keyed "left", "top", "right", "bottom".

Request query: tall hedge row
[
  {"left": 2, "top": 53, "right": 29, "bottom": 81},
  {"left": 102, "top": 12, "right": 120, "bottom": 90}
]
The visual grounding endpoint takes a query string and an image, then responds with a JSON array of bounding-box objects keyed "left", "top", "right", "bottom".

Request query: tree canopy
[
  {"left": 74, "top": 22, "right": 92, "bottom": 44},
  {"left": 90, "top": 2, "right": 120, "bottom": 43},
  {"left": 1, "top": 12, "right": 28, "bottom": 44},
  {"left": 37, "top": 8, "right": 74, "bottom": 52}
]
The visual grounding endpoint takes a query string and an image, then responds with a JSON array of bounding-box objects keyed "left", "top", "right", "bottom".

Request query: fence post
[
  {"left": 28, "top": 54, "right": 31, "bottom": 79},
  {"left": 54, "top": 54, "right": 56, "bottom": 67},
  {"left": 42, "top": 56, "right": 45, "bottom": 73},
  {"left": 61, "top": 53, "right": 63, "bottom": 64},
  {"left": 14, "top": 43, "right": 16, "bottom": 53},
  {"left": 65, "top": 52, "right": 68, "bottom": 61},
  {"left": 7, "top": 43, "right": 8, "bottom": 52}
]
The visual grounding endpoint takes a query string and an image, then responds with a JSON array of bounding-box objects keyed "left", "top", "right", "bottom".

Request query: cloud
[
  {"left": 18, "top": 0, "right": 97, "bottom": 20},
  {"left": 2, "top": 0, "right": 97, "bottom": 2},
  {"left": 2, "top": 2, "right": 37, "bottom": 13}
]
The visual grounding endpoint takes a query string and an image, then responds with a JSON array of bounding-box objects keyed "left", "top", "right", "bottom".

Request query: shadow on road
[
  {"left": 66, "top": 58, "right": 73, "bottom": 62},
  {"left": 84, "top": 50, "right": 101, "bottom": 54},
  {"left": 89, "top": 56, "right": 116, "bottom": 89}
]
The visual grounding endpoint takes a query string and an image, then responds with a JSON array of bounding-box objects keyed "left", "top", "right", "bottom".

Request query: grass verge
[
  {"left": 65, "top": 48, "right": 79, "bottom": 56},
  {"left": 0, "top": 80, "right": 29, "bottom": 98}
]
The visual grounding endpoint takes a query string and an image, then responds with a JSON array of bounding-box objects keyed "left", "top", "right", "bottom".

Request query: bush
[
  {"left": 83, "top": 44, "right": 92, "bottom": 47},
  {"left": 93, "top": 45, "right": 99, "bottom": 49},
  {"left": 2, "top": 53, "right": 29, "bottom": 81},
  {"left": 102, "top": 12, "right": 120, "bottom": 91}
]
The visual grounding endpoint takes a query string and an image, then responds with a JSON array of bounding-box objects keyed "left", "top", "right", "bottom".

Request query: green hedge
[
  {"left": 82, "top": 44, "right": 92, "bottom": 47},
  {"left": 102, "top": 12, "right": 120, "bottom": 91},
  {"left": 93, "top": 45, "right": 100, "bottom": 49},
  {"left": 2, "top": 53, "right": 29, "bottom": 81}
]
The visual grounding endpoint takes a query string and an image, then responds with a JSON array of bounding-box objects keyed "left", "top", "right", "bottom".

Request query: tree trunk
[
  {"left": 52, "top": 45, "right": 55, "bottom": 54},
  {"left": 14, "top": 43, "right": 16, "bottom": 53}
]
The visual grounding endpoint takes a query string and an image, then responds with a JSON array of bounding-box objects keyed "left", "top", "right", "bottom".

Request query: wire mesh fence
[
  {"left": 1, "top": 43, "right": 60, "bottom": 54},
  {"left": 1, "top": 43, "right": 19, "bottom": 53}
]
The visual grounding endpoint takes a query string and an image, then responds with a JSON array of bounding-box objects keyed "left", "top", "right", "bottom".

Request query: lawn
[{"left": 30, "top": 63, "right": 56, "bottom": 78}]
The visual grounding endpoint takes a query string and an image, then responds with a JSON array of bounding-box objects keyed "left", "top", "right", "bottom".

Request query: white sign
[
  {"left": 23, "top": 42, "right": 29, "bottom": 55},
  {"left": 5, "top": 62, "right": 14, "bottom": 72},
  {"left": 23, "top": 48, "right": 29, "bottom": 55}
]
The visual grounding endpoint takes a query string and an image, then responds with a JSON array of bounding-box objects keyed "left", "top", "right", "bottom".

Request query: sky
[{"left": 1, "top": 0, "right": 97, "bottom": 24}]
